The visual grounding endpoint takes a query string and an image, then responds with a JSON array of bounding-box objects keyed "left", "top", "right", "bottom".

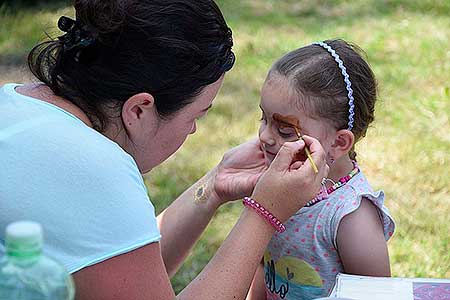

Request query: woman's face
[
  {"left": 258, "top": 75, "right": 335, "bottom": 166},
  {"left": 135, "top": 76, "right": 224, "bottom": 173}
]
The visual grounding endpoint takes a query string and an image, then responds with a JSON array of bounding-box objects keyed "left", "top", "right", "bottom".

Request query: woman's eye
[{"left": 197, "top": 112, "right": 208, "bottom": 121}]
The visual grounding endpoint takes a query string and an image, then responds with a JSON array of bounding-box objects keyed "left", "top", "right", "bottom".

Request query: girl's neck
[{"left": 327, "top": 156, "right": 355, "bottom": 184}]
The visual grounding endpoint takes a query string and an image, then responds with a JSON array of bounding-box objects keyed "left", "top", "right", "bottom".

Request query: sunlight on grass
[
  {"left": 1, "top": 0, "right": 449, "bottom": 292},
  {"left": 0, "top": 3, "right": 72, "bottom": 63}
]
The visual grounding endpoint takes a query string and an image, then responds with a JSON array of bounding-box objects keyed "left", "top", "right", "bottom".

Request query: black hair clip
[
  {"left": 225, "top": 27, "right": 234, "bottom": 47},
  {"left": 58, "top": 16, "right": 76, "bottom": 33},
  {"left": 221, "top": 27, "right": 235, "bottom": 72},
  {"left": 57, "top": 16, "right": 96, "bottom": 62},
  {"left": 223, "top": 51, "right": 235, "bottom": 72}
]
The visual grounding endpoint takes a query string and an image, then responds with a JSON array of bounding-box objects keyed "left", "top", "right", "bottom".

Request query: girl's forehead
[{"left": 261, "top": 77, "right": 305, "bottom": 116}]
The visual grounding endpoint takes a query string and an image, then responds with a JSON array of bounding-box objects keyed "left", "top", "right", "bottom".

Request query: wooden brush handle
[{"left": 294, "top": 128, "right": 319, "bottom": 174}]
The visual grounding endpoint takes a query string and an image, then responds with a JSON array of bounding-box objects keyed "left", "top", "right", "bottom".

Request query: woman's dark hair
[
  {"left": 28, "top": 0, "right": 235, "bottom": 131},
  {"left": 270, "top": 39, "right": 377, "bottom": 160}
]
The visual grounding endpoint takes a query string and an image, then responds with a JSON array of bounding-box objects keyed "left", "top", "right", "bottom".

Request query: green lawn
[{"left": 1, "top": 0, "right": 449, "bottom": 293}]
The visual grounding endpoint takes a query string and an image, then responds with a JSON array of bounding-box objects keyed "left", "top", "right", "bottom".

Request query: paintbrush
[{"left": 273, "top": 113, "right": 319, "bottom": 174}]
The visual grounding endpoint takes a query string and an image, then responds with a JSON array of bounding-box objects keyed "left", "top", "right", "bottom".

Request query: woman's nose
[{"left": 190, "top": 122, "right": 197, "bottom": 134}]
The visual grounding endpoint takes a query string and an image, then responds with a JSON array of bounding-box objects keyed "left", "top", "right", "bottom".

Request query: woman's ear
[
  {"left": 121, "top": 92, "right": 158, "bottom": 130},
  {"left": 329, "top": 129, "right": 355, "bottom": 160}
]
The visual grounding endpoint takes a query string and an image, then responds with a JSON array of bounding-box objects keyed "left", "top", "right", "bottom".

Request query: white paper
[
  {"left": 337, "top": 278, "right": 412, "bottom": 300},
  {"left": 331, "top": 273, "right": 450, "bottom": 300}
]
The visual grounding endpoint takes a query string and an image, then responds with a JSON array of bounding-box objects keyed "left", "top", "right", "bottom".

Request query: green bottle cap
[{"left": 5, "top": 221, "right": 43, "bottom": 259}]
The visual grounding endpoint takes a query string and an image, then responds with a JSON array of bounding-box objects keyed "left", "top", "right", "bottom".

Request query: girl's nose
[{"left": 259, "top": 126, "right": 276, "bottom": 146}]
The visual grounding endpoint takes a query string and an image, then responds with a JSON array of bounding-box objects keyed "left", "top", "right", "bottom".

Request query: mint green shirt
[{"left": 0, "top": 84, "right": 161, "bottom": 273}]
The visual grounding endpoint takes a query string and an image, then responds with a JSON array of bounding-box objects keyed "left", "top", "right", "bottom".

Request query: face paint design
[
  {"left": 272, "top": 113, "right": 319, "bottom": 174},
  {"left": 273, "top": 113, "right": 303, "bottom": 139}
]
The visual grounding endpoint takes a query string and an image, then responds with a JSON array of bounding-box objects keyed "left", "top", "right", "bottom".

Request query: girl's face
[{"left": 258, "top": 74, "right": 336, "bottom": 166}]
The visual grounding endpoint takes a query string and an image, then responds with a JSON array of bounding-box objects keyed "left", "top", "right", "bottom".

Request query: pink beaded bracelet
[{"left": 243, "top": 197, "right": 286, "bottom": 233}]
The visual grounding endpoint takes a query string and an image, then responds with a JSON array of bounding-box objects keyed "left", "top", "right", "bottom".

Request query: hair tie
[
  {"left": 57, "top": 16, "right": 76, "bottom": 33},
  {"left": 313, "top": 41, "right": 355, "bottom": 131},
  {"left": 57, "top": 16, "right": 96, "bottom": 61}
]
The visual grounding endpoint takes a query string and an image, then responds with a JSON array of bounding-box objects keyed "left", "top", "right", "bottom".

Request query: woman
[{"left": 0, "top": 0, "right": 328, "bottom": 299}]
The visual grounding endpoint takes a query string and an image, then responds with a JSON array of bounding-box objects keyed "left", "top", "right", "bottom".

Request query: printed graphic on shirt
[{"left": 264, "top": 250, "right": 325, "bottom": 300}]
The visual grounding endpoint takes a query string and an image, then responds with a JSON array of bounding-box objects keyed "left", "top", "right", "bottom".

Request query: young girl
[{"left": 247, "top": 39, "right": 395, "bottom": 300}]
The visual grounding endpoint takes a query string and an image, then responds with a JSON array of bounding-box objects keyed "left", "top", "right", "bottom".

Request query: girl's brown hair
[{"left": 270, "top": 39, "right": 378, "bottom": 160}]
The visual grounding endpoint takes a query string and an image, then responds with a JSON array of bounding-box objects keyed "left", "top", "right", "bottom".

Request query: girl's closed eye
[{"left": 277, "top": 126, "right": 296, "bottom": 138}]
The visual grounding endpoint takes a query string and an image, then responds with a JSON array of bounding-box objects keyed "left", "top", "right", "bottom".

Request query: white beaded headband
[{"left": 313, "top": 41, "right": 355, "bottom": 131}]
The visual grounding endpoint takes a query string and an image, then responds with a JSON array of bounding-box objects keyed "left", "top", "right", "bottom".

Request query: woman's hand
[
  {"left": 211, "top": 139, "right": 267, "bottom": 206},
  {"left": 251, "top": 136, "right": 329, "bottom": 222},
  {"left": 158, "top": 139, "right": 266, "bottom": 276}
]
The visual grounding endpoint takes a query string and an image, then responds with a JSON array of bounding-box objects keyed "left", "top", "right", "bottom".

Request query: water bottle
[{"left": 0, "top": 221, "right": 75, "bottom": 299}]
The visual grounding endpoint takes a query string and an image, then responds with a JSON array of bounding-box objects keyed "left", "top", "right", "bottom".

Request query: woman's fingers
[
  {"left": 300, "top": 135, "right": 327, "bottom": 169},
  {"left": 290, "top": 160, "right": 304, "bottom": 170},
  {"left": 269, "top": 140, "right": 305, "bottom": 172}
]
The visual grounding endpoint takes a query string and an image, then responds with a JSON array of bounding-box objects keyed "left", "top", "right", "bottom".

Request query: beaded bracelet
[{"left": 243, "top": 197, "right": 286, "bottom": 233}]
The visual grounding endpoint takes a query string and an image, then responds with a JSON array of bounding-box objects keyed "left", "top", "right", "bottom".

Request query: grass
[{"left": 1, "top": 0, "right": 449, "bottom": 293}]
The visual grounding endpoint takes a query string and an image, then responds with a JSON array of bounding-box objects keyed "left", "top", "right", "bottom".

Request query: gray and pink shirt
[{"left": 263, "top": 170, "right": 395, "bottom": 300}]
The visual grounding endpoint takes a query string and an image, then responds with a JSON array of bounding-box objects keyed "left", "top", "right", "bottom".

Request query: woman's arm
[
  {"left": 246, "top": 262, "right": 267, "bottom": 300},
  {"left": 157, "top": 139, "right": 267, "bottom": 276},
  {"left": 73, "top": 243, "right": 176, "bottom": 300},
  {"left": 74, "top": 138, "right": 327, "bottom": 300},
  {"left": 73, "top": 209, "right": 273, "bottom": 300},
  {"left": 157, "top": 169, "right": 222, "bottom": 277},
  {"left": 178, "top": 209, "right": 275, "bottom": 299},
  {"left": 336, "top": 198, "right": 391, "bottom": 276}
]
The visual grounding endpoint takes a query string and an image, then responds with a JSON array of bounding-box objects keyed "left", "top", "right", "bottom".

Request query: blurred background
[{"left": 1, "top": 0, "right": 449, "bottom": 293}]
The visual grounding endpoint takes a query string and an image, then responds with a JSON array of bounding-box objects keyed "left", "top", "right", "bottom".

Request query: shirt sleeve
[{"left": 329, "top": 186, "right": 395, "bottom": 249}]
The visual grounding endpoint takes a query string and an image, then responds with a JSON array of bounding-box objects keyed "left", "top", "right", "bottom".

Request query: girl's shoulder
[{"left": 324, "top": 170, "right": 395, "bottom": 247}]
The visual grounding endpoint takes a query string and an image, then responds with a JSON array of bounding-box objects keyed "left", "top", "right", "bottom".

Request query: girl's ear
[{"left": 329, "top": 129, "right": 355, "bottom": 160}]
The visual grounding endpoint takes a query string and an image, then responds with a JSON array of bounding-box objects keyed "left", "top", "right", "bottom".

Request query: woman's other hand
[{"left": 211, "top": 139, "right": 267, "bottom": 206}]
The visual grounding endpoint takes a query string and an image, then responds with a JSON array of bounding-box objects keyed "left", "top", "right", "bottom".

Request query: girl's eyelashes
[
  {"left": 259, "top": 111, "right": 296, "bottom": 138},
  {"left": 277, "top": 128, "right": 296, "bottom": 138}
]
